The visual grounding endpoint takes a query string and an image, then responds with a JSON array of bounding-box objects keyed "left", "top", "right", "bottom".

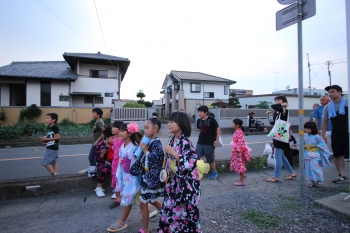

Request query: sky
[{"left": 0, "top": 0, "right": 348, "bottom": 102}]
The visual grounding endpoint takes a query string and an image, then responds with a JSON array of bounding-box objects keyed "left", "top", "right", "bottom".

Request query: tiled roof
[
  {"left": 171, "top": 70, "right": 236, "bottom": 84},
  {"left": 0, "top": 61, "right": 77, "bottom": 80},
  {"left": 63, "top": 52, "right": 129, "bottom": 61}
]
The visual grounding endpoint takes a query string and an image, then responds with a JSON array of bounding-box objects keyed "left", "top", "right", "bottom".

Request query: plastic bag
[
  {"left": 217, "top": 136, "right": 224, "bottom": 147},
  {"left": 267, "top": 152, "right": 276, "bottom": 168},
  {"left": 263, "top": 143, "right": 272, "bottom": 156}
]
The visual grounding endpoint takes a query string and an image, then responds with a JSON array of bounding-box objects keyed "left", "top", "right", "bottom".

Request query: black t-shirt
[
  {"left": 46, "top": 125, "right": 60, "bottom": 150},
  {"left": 197, "top": 116, "right": 219, "bottom": 145}
]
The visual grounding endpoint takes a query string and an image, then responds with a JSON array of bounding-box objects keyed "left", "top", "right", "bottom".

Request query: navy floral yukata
[
  {"left": 139, "top": 137, "right": 165, "bottom": 203},
  {"left": 158, "top": 134, "right": 201, "bottom": 233}
]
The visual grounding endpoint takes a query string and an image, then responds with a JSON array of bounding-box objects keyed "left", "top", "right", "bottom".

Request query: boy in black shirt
[
  {"left": 39, "top": 113, "right": 60, "bottom": 175},
  {"left": 196, "top": 105, "right": 220, "bottom": 179}
]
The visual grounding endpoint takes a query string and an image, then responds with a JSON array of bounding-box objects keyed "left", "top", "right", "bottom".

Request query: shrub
[
  {"left": 137, "top": 100, "right": 145, "bottom": 105},
  {"left": 59, "top": 118, "right": 76, "bottom": 126},
  {"left": 0, "top": 107, "right": 6, "bottom": 121},
  {"left": 0, "top": 125, "right": 22, "bottom": 139},
  {"left": 19, "top": 104, "right": 42, "bottom": 122},
  {"left": 123, "top": 102, "right": 146, "bottom": 108},
  {"left": 144, "top": 101, "right": 153, "bottom": 107},
  {"left": 15, "top": 121, "right": 46, "bottom": 136},
  {"left": 103, "top": 117, "right": 111, "bottom": 126},
  {"left": 246, "top": 155, "right": 267, "bottom": 170}
]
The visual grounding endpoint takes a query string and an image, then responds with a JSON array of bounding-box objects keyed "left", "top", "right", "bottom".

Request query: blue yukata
[
  {"left": 304, "top": 134, "right": 332, "bottom": 182},
  {"left": 115, "top": 142, "right": 140, "bottom": 206}
]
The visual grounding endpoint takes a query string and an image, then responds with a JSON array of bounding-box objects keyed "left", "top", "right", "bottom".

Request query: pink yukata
[
  {"left": 230, "top": 129, "right": 251, "bottom": 173},
  {"left": 111, "top": 137, "right": 123, "bottom": 190}
]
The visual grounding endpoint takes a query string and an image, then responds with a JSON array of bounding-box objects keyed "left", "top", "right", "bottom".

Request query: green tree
[
  {"left": 228, "top": 92, "right": 242, "bottom": 108},
  {"left": 136, "top": 89, "right": 146, "bottom": 100},
  {"left": 255, "top": 101, "right": 272, "bottom": 109},
  {"left": 144, "top": 101, "right": 153, "bottom": 107}
]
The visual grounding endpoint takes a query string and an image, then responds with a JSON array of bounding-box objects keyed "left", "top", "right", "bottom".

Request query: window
[
  {"left": 224, "top": 86, "right": 228, "bottom": 95},
  {"left": 105, "top": 93, "right": 113, "bottom": 97},
  {"left": 190, "top": 83, "right": 201, "bottom": 92},
  {"left": 90, "top": 70, "right": 108, "bottom": 78},
  {"left": 59, "top": 96, "right": 69, "bottom": 101},
  {"left": 95, "top": 97, "right": 103, "bottom": 103},
  {"left": 40, "top": 81, "right": 51, "bottom": 106},
  {"left": 84, "top": 96, "right": 93, "bottom": 103},
  {"left": 204, "top": 92, "right": 214, "bottom": 98}
]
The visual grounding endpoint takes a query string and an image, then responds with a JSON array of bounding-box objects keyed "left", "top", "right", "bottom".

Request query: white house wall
[
  {"left": 182, "top": 82, "right": 229, "bottom": 100},
  {"left": 0, "top": 84, "right": 10, "bottom": 106},
  {"left": 79, "top": 63, "right": 119, "bottom": 78},
  {"left": 26, "top": 80, "right": 40, "bottom": 106},
  {"left": 51, "top": 81, "right": 70, "bottom": 107}
]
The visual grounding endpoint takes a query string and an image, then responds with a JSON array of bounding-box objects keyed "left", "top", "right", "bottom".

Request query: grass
[
  {"left": 278, "top": 196, "right": 304, "bottom": 211},
  {"left": 241, "top": 210, "right": 280, "bottom": 229}
]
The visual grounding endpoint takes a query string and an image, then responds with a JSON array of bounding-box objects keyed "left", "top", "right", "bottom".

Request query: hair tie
[
  {"left": 127, "top": 122, "right": 139, "bottom": 134},
  {"left": 152, "top": 115, "right": 157, "bottom": 119}
]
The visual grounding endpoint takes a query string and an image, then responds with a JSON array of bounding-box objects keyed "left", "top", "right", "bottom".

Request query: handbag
[
  {"left": 267, "top": 112, "right": 290, "bottom": 143},
  {"left": 159, "top": 154, "right": 169, "bottom": 183},
  {"left": 130, "top": 141, "right": 155, "bottom": 176}
]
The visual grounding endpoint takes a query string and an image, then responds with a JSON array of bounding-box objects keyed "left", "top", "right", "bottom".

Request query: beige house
[{"left": 161, "top": 70, "right": 236, "bottom": 116}]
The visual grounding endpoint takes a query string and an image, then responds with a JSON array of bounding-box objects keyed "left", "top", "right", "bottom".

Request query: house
[
  {"left": 0, "top": 52, "right": 130, "bottom": 107},
  {"left": 161, "top": 70, "right": 236, "bottom": 116}
]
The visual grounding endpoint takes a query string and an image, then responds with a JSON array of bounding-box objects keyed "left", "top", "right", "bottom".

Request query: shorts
[
  {"left": 196, "top": 143, "right": 215, "bottom": 164},
  {"left": 41, "top": 149, "right": 58, "bottom": 166},
  {"left": 331, "top": 133, "right": 349, "bottom": 158}
]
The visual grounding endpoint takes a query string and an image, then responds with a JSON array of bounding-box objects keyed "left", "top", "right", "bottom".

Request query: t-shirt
[
  {"left": 312, "top": 106, "right": 332, "bottom": 131},
  {"left": 197, "top": 116, "right": 219, "bottom": 145},
  {"left": 323, "top": 98, "right": 348, "bottom": 133},
  {"left": 93, "top": 118, "right": 105, "bottom": 142},
  {"left": 46, "top": 125, "right": 59, "bottom": 150},
  {"left": 322, "top": 98, "right": 348, "bottom": 119}
]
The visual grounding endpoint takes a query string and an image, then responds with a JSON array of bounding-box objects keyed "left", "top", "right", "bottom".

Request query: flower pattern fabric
[
  {"left": 111, "top": 137, "right": 123, "bottom": 189},
  {"left": 230, "top": 129, "right": 251, "bottom": 174},
  {"left": 304, "top": 134, "right": 332, "bottom": 182},
  {"left": 115, "top": 142, "right": 140, "bottom": 206},
  {"left": 95, "top": 141, "right": 112, "bottom": 184},
  {"left": 140, "top": 137, "right": 165, "bottom": 203},
  {"left": 158, "top": 134, "right": 201, "bottom": 233}
]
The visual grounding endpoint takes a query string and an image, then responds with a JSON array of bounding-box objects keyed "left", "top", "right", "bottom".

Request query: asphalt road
[{"left": 0, "top": 132, "right": 298, "bottom": 181}]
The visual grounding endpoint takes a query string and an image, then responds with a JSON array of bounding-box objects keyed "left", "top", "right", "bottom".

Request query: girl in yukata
[
  {"left": 158, "top": 111, "right": 201, "bottom": 233},
  {"left": 109, "top": 120, "right": 124, "bottom": 209},
  {"left": 304, "top": 121, "right": 332, "bottom": 187},
  {"left": 138, "top": 117, "right": 165, "bottom": 233},
  {"left": 107, "top": 122, "right": 142, "bottom": 232},
  {"left": 230, "top": 118, "right": 251, "bottom": 186}
]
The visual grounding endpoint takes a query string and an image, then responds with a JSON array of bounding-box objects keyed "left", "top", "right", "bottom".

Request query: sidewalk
[{"left": 0, "top": 160, "right": 349, "bottom": 232}]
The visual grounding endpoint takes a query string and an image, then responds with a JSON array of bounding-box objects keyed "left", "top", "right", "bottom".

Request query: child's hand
[
  {"left": 100, "top": 149, "right": 106, "bottom": 158},
  {"left": 266, "top": 110, "right": 272, "bottom": 115},
  {"left": 164, "top": 145, "right": 176, "bottom": 157},
  {"left": 140, "top": 143, "right": 148, "bottom": 153}
]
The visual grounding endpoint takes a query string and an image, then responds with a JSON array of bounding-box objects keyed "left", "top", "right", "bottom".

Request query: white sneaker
[
  {"left": 94, "top": 187, "right": 105, "bottom": 197},
  {"left": 111, "top": 193, "right": 116, "bottom": 199}
]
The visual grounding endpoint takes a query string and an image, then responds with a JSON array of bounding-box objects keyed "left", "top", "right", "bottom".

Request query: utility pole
[
  {"left": 327, "top": 60, "right": 332, "bottom": 85},
  {"left": 307, "top": 53, "right": 311, "bottom": 94}
]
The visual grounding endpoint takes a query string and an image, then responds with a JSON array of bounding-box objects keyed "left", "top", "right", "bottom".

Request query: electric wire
[{"left": 94, "top": 0, "right": 109, "bottom": 53}]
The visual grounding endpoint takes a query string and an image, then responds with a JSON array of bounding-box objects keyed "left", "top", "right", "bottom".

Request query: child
[
  {"left": 107, "top": 122, "right": 142, "bottom": 232},
  {"left": 94, "top": 126, "right": 115, "bottom": 198},
  {"left": 158, "top": 111, "right": 201, "bottom": 232},
  {"left": 87, "top": 108, "right": 105, "bottom": 177},
  {"left": 138, "top": 118, "right": 165, "bottom": 233},
  {"left": 109, "top": 120, "right": 124, "bottom": 208},
  {"left": 39, "top": 113, "right": 60, "bottom": 176},
  {"left": 196, "top": 105, "right": 220, "bottom": 180},
  {"left": 284, "top": 128, "right": 299, "bottom": 167},
  {"left": 230, "top": 118, "right": 251, "bottom": 186},
  {"left": 304, "top": 121, "right": 332, "bottom": 187}
]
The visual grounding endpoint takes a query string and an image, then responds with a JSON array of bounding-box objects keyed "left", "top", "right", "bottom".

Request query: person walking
[{"left": 322, "top": 85, "right": 348, "bottom": 184}]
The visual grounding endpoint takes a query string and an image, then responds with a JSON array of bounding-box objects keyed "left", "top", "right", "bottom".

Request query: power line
[
  {"left": 37, "top": 0, "right": 95, "bottom": 50},
  {"left": 308, "top": 41, "right": 346, "bottom": 54},
  {"left": 94, "top": 0, "right": 108, "bottom": 53}
]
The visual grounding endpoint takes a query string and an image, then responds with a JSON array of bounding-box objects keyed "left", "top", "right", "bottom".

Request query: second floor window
[
  {"left": 224, "top": 86, "right": 228, "bottom": 95},
  {"left": 191, "top": 83, "right": 201, "bottom": 92},
  {"left": 204, "top": 92, "right": 214, "bottom": 98},
  {"left": 105, "top": 93, "right": 113, "bottom": 97},
  {"left": 90, "top": 70, "right": 108, "bottom": 78}
]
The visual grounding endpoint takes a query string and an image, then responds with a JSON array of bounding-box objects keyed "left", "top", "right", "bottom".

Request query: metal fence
[{"left": 111, "top": 108, "right": 147, "bottom": 121}]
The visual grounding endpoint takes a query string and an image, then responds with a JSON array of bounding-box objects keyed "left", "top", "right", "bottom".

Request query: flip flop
[
  {"left": 106, "top": 223, "right": 128, "bottom": 232},
  {"left": 266, "top": 177, "right": 280, "bottom": 182},
  {"left": 234, "top": 182, "right": 246, "bottom": 186},
  {"left": 285, "top": 173, "right": 297, "bottom": 180}
]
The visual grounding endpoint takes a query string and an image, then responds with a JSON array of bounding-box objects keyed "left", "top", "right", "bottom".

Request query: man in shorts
[
  {"left": 322, "top": 85, "right": 348, "bottom": 184},
  {"left": 196, "top": 105, "right": 220, "bottom": 179}
]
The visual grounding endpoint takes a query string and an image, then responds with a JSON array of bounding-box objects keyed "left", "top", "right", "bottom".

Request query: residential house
[
  {"left": 161, "top": 70, "right": 236, "bottom": 116},
  {"left": 0, "top": 52, "right": 130, "bottom": 107}
]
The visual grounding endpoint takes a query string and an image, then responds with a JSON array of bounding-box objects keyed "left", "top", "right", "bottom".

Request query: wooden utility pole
[{"left": 327, "top": 61, "right": 332, "bottom": 85}]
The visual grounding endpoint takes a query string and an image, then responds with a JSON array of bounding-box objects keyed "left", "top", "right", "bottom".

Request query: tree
[
  {"left": 211, "top": 99, "right": 227, "bottom": 108},
  {"left": 228, "top": 92, "right": 242, "bottom": 108},
  {"left": 144, "top": 101, "right": 153, "bottom": 107},
  {"left": 136, "top": 89, "right": 145, "bottom": 100},
  {"left": 255, "top": 101, "right": 272, "bottom": 109}
]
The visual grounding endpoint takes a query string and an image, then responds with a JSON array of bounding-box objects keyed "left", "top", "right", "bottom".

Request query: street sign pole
[
  {"left": 297, "top": 0, "right": 305, "bottom": 199},
  {"left": 345, "top": 0, "right": 350, "bottom": 200}
]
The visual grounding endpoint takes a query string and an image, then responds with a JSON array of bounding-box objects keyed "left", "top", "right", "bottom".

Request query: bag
[
  {"left": 159, "top": 154, "right": 169, "bottom": 183},
  {"left": 267, "top": 113, "right": 290, "bottom": 143},
  {"left": 217, "top": 136, "right": 224, "bottom": 147},
  {"left": 130, "top": 140, "right": 155, "bottom": 176},
  {"left": 263, "top": 143, "right": 272, "bottom": 156},
  {"left": 267, "top": 152, "right": 276, "bottom": 168}
]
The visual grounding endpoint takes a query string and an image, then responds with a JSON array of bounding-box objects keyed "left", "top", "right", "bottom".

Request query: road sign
[
  {"left": 277, "top": 0, "right": 296, "bottom": 5},
  {"left": 276, "top": 0, "right": 316, "bottom": 31}
]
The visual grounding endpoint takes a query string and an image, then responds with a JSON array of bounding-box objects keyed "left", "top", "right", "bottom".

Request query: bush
[
  {"left": 59, "top": 118, "right": 76, "bottom": 126},
  {"left": 103, "top": 117, "right": 111, "bottom": 126},
  {"left": 0, "top": 125, "right": 22, "bottom": 139},
  {"left": 137, "top": 100, "right": 145, "bottom": 105},
  {"left": 0, "top": 107, "right": 6, "bottom": 121},
  {"left": 144, "top": 101, "right": 153, "bottom": 107},
  {"left": 123, "top": 102, "right": 146, "bottom": 108},
  {"left": 15, "top": 121, "right": 46, "bottom": 136},
  {"left": 246, "top": 155, "right": 267, "bottom": 170},
  {"left": 19, "top": 104, "right": 42, "bottom": 122}
]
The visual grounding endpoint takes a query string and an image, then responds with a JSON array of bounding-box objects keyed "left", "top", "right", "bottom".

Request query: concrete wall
[
  {"left": 0, "top": 107, "right": 112, "bottom": 126},
  {"left": 51, "top": 81, "right": 70, "bottom": 107}
]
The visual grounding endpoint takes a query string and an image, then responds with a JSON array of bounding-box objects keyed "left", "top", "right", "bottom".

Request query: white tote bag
[{"left": 267, "top": 113, "right": 290, "bottom": 143}]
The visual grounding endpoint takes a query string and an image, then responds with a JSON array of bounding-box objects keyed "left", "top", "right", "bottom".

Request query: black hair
[
  {"left": 197, "top": 105, "right": 209, "bottom": 113},
  {"left": 274, "top": 95, "right": 288, "bottom": 103},
  {"left": 208, "top": 111, "right": 215, "bottom": 118},
  {"left": 169, "top": 111, "right": 191, "bottom": 137},
  {"left": 103, "top": 126, "right": 114, "bottom": 139},
  {"left": 112, "top": 120, "right": 124, "bottom": 129},
  {"left": 152, "top": 112, "right": 158, "bottom": 117},
  {"left": 92, "top": 107, "right": 103, "bottom": 118},
  {"left": 120, "top": 123, "right": 142, "bottom": 146},
  {"left": 46, "top": 113, "right": 58, "bottom": 124},
  {"left": 304, "top": 121, "right": 318, "bottom": 135},
  {"left": 233, "top": 118, "right": 245, "bottom": 131},
  {"left": 147, "top": 118, "right": 161, "bottom": 132}
]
